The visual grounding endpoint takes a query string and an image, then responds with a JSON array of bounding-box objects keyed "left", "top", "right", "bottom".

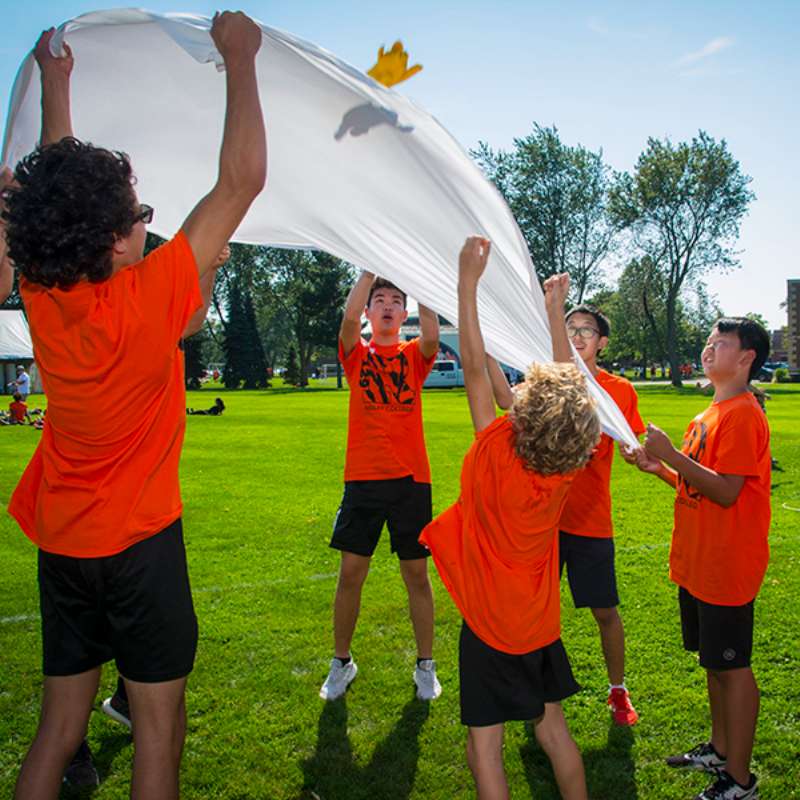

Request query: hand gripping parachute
[{"left": 1, "top": 9, "right": 639, "bottom": 447}]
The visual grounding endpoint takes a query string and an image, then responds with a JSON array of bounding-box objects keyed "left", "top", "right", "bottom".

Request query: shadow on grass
[
  {"left": 520, "top": 721, "right": 636, "bottom": 800},
  {"left": 59, "top": 728, "right": 130, "bottom": 799},
  {"left": 298, "top": 692, "right": 429, "bottom": 800}
]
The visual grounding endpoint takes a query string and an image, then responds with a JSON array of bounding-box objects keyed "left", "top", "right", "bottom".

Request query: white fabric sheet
[
  {"left": 0, "top": 310, "right": 33, "bottom": 359},
  {"left": 1, "top": 9, "right": 638, "bottom": 446}
]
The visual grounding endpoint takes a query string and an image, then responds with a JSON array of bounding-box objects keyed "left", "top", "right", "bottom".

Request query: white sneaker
[
  {"left": 413, "top": 659, "right": 442, "bottom": 701},
  {"left": 319, "top": 658, "right": 357, "bottom": 700}
]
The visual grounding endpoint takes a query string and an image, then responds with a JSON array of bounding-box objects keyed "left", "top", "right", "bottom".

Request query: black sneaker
[
  {"left": 63, "top": 739, "right": 99, "bottom": 788},
  {"left": 101, "top": 690, "right": 132, "bottom": 730},
  {"left": 695, "top": 770, "right": 759, "bottom": 799},
  {"left": 666, "top": 741, "right": 726, "bottom": 773}
]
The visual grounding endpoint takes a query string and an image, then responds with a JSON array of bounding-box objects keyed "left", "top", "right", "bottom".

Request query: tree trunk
[
  {"left": 336, "top": 359, "right": 343, "bottom": 389},
  {"left": 665, "top": 300, "right": 683, "bottom": 388}
]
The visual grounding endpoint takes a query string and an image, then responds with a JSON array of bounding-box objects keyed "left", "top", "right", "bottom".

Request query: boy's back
[{"left": 10, "top": 234, "right": 201, "bottom": 557}]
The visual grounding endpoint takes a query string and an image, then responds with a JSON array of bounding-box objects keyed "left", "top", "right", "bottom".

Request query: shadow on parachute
[{"left": 334, "top": 103, "right": 414, "bottom": 141}]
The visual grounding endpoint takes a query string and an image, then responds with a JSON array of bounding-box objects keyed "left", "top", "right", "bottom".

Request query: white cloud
[{"left": 676, "top": 37, "right": 735, "bottom": 66}]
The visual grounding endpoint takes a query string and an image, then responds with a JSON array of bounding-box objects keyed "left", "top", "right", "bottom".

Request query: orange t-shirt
[
  {"left": 9, "top": 232, "right": 202, "bottom": 557},
  {"left": 420, "top": 415, "right": 574, "bottom": 654},
  {"left": 9, "top": 401, "right": 28, "bottom": 423},
  {"left": 560, "top": 371, "right": 645, "bottom": 537},
  {"left": 670, "top": 391, "right": 771, "bottom": 606},
  {"left": 339, "top": 337, "right": 435, "bottom": 483}
]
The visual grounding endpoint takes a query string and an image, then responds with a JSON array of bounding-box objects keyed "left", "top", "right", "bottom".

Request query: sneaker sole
[{"left": 101, "top": 698, "right": 132, "bottom": 730}]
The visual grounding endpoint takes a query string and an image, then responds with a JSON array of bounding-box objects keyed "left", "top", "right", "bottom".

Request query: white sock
[{"left": 609, "top": 683, "right": 626, "bottom": 692}]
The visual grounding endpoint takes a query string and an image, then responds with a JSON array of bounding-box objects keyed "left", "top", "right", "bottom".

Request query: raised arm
[
  {"left": 181, "top": 12, "right": 266, "bottom": 279},
  {"left": 182, "top": 244, "right": 230, "bottom": 338},
  {"left": 34, "top": 29, "right": 74, "bottom": 145},
  {"left": 543, "top": 273, "right": 572, "bottom": 363},
  {"left": 458, "top": 236, "right": 496, "bottom": 433},
  {"left": 643, "top": 423, "right": 745, "bottom": 505},
  {"left": 339, "top": 270, "right": 375, "bottom": 357},
  {"left": 487, "top": 356, "right": 514, "bottom": 410},
  {"left": 418, "top": 304, "right": 440, "bottom": 359}
]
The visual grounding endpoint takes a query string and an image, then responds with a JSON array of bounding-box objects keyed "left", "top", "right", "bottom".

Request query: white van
[{"left": 424, "top": 360, "right": 464, "bottom": 388}]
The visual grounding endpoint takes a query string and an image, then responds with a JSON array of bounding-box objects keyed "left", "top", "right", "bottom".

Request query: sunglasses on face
[
  {"left": 566, "top": 325, "right": 600, "bottom": 340},
  {"left": 134, "top": 204, "right": 154, "bottom": 225}
]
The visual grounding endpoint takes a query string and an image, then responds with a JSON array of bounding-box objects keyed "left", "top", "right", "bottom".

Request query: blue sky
[{"left": 1, "top": 1, "right": 797, "bottom": 328}]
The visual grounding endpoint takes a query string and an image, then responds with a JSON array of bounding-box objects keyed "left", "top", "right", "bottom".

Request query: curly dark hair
[{"left": 1, "top": 138, "right": 138, "bottom": 289}]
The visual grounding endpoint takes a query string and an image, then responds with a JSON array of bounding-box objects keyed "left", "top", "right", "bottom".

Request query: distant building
[
  {"left": 770, "top": 329, "right": 788, "bottom": 363},
  {"left": 788, "top": 279, "right": 800, "bottom": 369}
]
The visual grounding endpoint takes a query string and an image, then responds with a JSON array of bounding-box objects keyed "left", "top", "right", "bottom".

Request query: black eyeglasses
[{"left": 134, "top": 204, "right": 154, "bottom": 225}]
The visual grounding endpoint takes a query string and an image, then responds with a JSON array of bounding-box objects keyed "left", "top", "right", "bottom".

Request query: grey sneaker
[
  {"left": 101, "top": 691, "right": 132, "bottom": 730},
  {"left": 320, "top": 658, "right": 357, "bottom": 700},
  {"left": 695, "top": 770, "right": 759, "bottom": 799},
  {"left": 63, "top": 739, "right": 99, "bottom": 788},
  {"left": 666, "top": 741, "right": 726, "bottom": 773},
  {"left": 413, "top": 659, "right": 442, "bottom": 701}
]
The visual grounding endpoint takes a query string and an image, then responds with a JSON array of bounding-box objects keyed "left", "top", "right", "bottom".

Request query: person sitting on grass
[
  {"left": 420, "top": 237, "right": 600, "bottom": 800},
  {"left": 623, "top": 316, "right": 771, "bottom": 800},
  {"left": 187, "top": 397, "right": 226, "bottom": 416},
  {"left": 7, "top": 392, "right": 29, "bottom": 424},
  {"left": 320, "top": 270, "right": 441, "bottom": 702},
  {"left": 492, "top": 301, "right": 646, "bottom": 726},
  {"left": 2, "top": 12, "right": 265, "bottom": 800}
]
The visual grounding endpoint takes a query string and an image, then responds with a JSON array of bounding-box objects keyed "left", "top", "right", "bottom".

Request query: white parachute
[{"left": 1, "top": 9, "right": 638, "bottom": 446}]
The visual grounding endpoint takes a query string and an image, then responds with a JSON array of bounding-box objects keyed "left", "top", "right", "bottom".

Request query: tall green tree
[
  {"left": 268, "top": 250, "right": 353, "bottom": 387},
  {"left": 610, "top": 131, "right": 754, "bottom": 386},
  {"left": 222, "top": 276, "right": 268, "bottom": 389},
  {"left": 473, "top": 124, "right": 621, "bottom": 301},
  {"left": 183, "top": 328, "right": 209, "bottom": 390}
]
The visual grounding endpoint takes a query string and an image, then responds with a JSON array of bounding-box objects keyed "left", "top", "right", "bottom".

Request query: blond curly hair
[{"left": 510, "top": 362, "right": 601, "bottom": 476}]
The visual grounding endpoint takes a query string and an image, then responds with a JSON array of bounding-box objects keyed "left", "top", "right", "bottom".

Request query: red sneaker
[{"left": 608, "top": 687, "right": 639, "bottom": 726}]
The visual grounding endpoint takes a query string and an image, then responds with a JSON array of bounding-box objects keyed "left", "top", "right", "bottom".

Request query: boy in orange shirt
[
  {"left": 628, "top": 317, "right": 770, "bottom": 800},
  {"left": 2, "top": 14, "right": 265, "bottom": 800},
  {"left": 559, "top": 306, "right": 644, "bottom": 724},
  {"left": 8, "top": 392, "right": 29, "bottom": 424},
  {"left": 421, "top": 237, "right": 600, "bottom": 800},
  {"left": 320, "top": 271, "right": 441, "bottom": 701},
  {"left": 491, "top": 303, "right": 645, "bottom": 724}
]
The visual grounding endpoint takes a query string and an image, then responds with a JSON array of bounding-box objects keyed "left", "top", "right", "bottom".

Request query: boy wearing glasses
[
  {"left": 559, "top": 305, "right": 645, "bottom": 725},
  {"left": 2, "top": 13, "right": 265, "bottom": 799}
]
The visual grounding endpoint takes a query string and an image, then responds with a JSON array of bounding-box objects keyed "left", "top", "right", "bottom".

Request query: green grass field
[{"left": 1, "top": 383, "right": 798, "bottom": 799}]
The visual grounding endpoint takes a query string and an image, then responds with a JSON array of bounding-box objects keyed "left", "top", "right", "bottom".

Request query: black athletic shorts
[
  {"left": 330, "top": 476, "right": 432, "bottom": 560},
  {"left": 559, "top": 531, "right": 619, "bottom": 609},
  {"left": 678, "top": 587, "right": 754, "bottom": 670},
  {"left": 459, "top": 621, "right": 580, "bottom": 727},
  {"left": 38, "top": 518, "right": 198, "bottom": 682}
]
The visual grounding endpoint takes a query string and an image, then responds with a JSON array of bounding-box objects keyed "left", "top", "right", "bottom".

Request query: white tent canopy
[
  {"left": 0, "top": 310, "right": 32, "bottom": 361},
  {"left": 1, "top": 9, "right": 638, "bottom": 446}
]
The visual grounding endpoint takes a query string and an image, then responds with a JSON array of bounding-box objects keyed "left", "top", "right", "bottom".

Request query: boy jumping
[
  {"left": 627, "top": 317, "right": 770, "bottom": 800},
  {"left": 422, "top": 237, "right": 601, "bottom": 800},
  {"left": 321, "top": 271, "right": 442, "bottom": 701}
]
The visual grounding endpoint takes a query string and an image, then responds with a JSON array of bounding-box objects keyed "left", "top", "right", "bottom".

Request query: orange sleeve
[
  {"left": 626, "top": 385, "right": 645, "bottom": 436},
  {"left": 128, "top": 231, "right": 202, "bottom": 347},
  {"left": 338, "top": 337, "right": 366, "bottom": 381},
  {"left": 714, "top": 407, "right": 766, "bottom": 477},
  {"left": 409, "top": 338, "right": 437, "bottom": 381}
]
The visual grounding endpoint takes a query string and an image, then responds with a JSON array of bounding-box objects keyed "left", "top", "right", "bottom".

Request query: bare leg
[
  {"left": 466, "top": 724, "right": 508, "bottom": 800},
  {"left": 591, "top": 606, "right": 625, "bottom": 686},
  {"left": 713, "top": 668, "right": 759, "bottom": 786},
  {"left": 533, "top": 703, "right": 588, "bottom": 800},
  {"left": 15, "top": 667, "right": 101, "bottom": 800},
  {"left": 124, "top": 676, "right": 188, "bottom": 800},
  {"left": 399, "top": 558, "right": 434, "bottom": 659},
  {"left": 333, "top": 552, "right": 371, "bottom": 658},
  {"left": 707, "top": 669, "right": 728, "bottom": 758}
]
